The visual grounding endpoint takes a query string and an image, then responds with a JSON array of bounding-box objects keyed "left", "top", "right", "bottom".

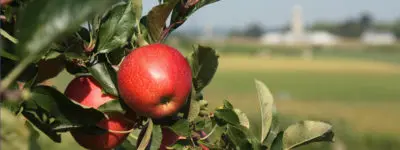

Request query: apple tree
[{"left": 0, "top": 0, "right": 335, "bottom": 149}]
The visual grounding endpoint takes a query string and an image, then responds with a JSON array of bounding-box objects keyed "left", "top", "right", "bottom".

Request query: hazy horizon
[{"left": 142, "top": 0, "right": 400, "bottom": 30}]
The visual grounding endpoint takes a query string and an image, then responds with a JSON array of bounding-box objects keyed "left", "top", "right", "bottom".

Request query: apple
[
  {"left": 64, "top": 76, "right": 116, "bottom": 109},
  {"left": 117, "top": 43, "right": 192, "bottom": 119},
  {"left": 71, "top": 111, "right": 134, "bottom": 150}
]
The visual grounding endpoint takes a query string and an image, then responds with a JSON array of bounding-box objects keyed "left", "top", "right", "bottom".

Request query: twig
[{"left": 0, "top": 29, "right": 18, "bottom": 44}]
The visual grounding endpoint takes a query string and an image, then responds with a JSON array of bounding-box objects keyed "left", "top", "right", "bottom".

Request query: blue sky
[{"left": 143, "top": 0, "right": 400, "bottom": 29}]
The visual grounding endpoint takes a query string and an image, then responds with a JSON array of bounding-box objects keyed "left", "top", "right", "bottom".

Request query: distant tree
[
  {"left": 335, "top": 18, "right": 363, "bottom": 37},
  {"left": 360, "top": 11, "right": 373, "bottom": 31},
  {"left": 393, "top": 19, "right": 400, "bottom": 39},
  {"left": 243, "top": 22, "right": 265, "bottom": 38},
  {"left": 309, "top": 21, "right": 336, "bottom": 32}
]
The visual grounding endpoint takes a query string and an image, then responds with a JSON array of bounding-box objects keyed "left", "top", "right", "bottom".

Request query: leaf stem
[
  {"left": 0, "top": 29, "right": 18, "bottom": 44},
  {"left": 199, "top": 124, "right": 217, "bottom": 141}
]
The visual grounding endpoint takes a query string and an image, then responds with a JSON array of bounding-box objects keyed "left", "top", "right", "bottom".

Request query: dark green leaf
[
  {"left": 169, "top": 139, "right": 191, "bottom": 150},
  {"left": 96, "top": 1, "right": 136, "bottom": 53},
  {"left": 223, "top": 100, "right": 233, "bottom": 109},
  {"left": 16, "top": 0, "right": 116, "bottom": 61},
  {"left": 168, "top": 119, "right": 191, "bottom": 137},
  {"left": 226, "top": 125, "right": 252, "bottom": 150},
  {"left": 106, "top": 48, "right": 127, "bottom": 65},
  {"left": 254, "top": 79, "right": 274, "bottom": 143},
  {"left": 194, "top": 118, "right": 206, "bottom": 131},
  {"left": 271, "top": 132, "right": 284, "bottom": 150},
  {"left": 150, "top": 125, "right": 162, "bottom": 150},
  {"left": 65, "top": 60, "right": 89, "bottom": 75},
  {"left": 283, "top": 121, "right": 334, "bottom": 150},
  {"left": 187, "top": 45, "right": 219, "bottom": 92},
  {"left": 88, "top": 55, "right": 119, "bottom": 96},
  {"left": 147, "top": 0, "right": 179, "bottom": 42},
  {"left": 214, "top": 108, "right": 240, "bottom": 126},
  {"left": 1, "top": 57, "right": 38, "bottom": 82},
  {"left": 21, "top": 86, "right": 106, "bottom": 142}
]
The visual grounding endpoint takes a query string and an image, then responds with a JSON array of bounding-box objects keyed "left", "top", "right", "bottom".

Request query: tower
[{"left": 291, "top": 5, "right": 304, "bottom": 36}]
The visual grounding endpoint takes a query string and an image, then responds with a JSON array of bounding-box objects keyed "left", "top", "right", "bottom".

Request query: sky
[{"left": 142, "top": 0, "right": 400, "bottom": 30}]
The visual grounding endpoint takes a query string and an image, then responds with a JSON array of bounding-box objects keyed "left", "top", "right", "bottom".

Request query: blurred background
[{"left": 5, "top": 0, "right": 400, "bottom": 149}]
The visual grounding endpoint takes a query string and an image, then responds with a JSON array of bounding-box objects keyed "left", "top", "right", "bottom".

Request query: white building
[
  {"left": 309, "top": 31, "right": 338, "bottom": 46},
  {"left": 361, "top": 30, "right": 396, "bottom": 45}
]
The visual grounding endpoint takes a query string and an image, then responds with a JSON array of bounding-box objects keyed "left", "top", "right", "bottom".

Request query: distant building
[
  {"left": 260, "top": 32, "right": 282, "bottom": 45},
  {"left": 260, "top": 5, "right": 338, "bottom": 46},
  {"left": 309, "top": 31, "right": 338, "bottom": 46},
  {"left": 361, "top": 30, "right": 396, "bottom": 45}
]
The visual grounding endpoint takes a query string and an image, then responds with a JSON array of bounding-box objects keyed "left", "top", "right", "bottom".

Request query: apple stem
[{"left": 199, "top": 125, "right": 217, "bottom": 141}]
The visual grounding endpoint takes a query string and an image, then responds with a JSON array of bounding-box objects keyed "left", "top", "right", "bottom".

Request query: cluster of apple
[{"left": 64, "top": 43, "right": 206, "bottom": 149}]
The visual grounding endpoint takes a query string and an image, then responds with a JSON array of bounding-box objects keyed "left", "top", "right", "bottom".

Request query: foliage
[{"left": 0, "top": 0, "right": 335, "bottom": 149}]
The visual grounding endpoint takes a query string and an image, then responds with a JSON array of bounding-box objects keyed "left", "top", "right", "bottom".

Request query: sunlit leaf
[{"left": 283, "top": 121, "right": 334, "bottom": 150}]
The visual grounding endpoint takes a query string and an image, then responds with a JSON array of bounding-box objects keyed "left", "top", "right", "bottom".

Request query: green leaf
[
  {"left": 98, "top": 99, "right": 124, "bottom": 112},
  {"left": 27, "top": 123, "right": 42, "bottom": 150},
  {"left": 96, "top": 1, "right": 136, "bottom": 53},
  {"left": 168, "top": 119, "right": 191, "bottom": 137},
  {"left": 137, "top": 119, "right": 154, "bottom": 150},
  {"left": 21, "top": 86, "right": 106, "bottom": 142},
  {"left": 187, "top": 96, "right": 201, "bottom": 122},
  {"left": 214, "top": 108, "right": 240, "bottom": 126},
  {"left": 271, "top": 132, "right": 284, "bottom": 150},
  {"left": 233, "top": 108, "right": 250, "bottom": 129},
  {"left": 146, "top": 0, "right": 180, "bottom": 42},
  {"left": 254, "top": 79, "right": 274, "bottom": 143},
  {"left": 283, "top": 121, "right": 335, "bottom": 150},
  {"left": 65, "top": 60, "right": 89, "bottom": 75},
  {"left": 150, "top": 125, "right": 162, "bottom": 150},
  {"left": 223, "top": 100, "right": 233, "bottom": 109},
  {"left": 115, "top": 129, "right": 141, "bottom": 150},
  {"left": 106, "top": 48, "right": 127, "bottom": 65},
  {"left": 187, "top": 45, "right": 219, "bottom": 92},
  {"left": 169, "top": 139, "right": 191, "bottom": 150},
  {"left": 88, "top": 55, "right": 119, "bottom": 96},
  {"left": 264, "top": 106, "right": 280, "bottom": 147},
  {"left": 15, "top": 0, "right": 116, "bottom": 61},
  {"left": 226, "top": 125, "right": 252, "bottom": 150}
]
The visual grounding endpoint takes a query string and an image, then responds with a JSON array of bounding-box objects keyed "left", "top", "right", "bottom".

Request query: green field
[{"left": 7, "top": 45, "right": 400, "bottom": 150}]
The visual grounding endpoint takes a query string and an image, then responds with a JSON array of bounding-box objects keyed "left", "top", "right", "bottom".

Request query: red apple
[
  {"left": 65, "top": 76, "right": 116, "bottom": 109},
  {"left": 117, "top": 43, "right": 192, "bottom": 119},
  {"left": 71, "top": 111, "right": 134, "bottom": 150}
]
